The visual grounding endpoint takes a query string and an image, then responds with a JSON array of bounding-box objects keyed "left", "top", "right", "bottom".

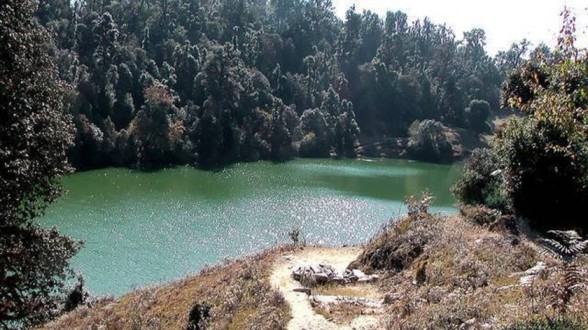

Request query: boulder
[
  {"left": 292, "top": 264, "right": 379, "bottom": 285},
  {"left": 293, "top": 287, "right": 312, "bottom": 295}
]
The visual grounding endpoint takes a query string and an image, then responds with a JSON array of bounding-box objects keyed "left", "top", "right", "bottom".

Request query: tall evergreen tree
[{"left": 0, "top": 0, "right": 80, "bottom": 327}]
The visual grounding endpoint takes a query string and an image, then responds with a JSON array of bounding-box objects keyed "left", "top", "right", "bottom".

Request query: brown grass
[
  {"left": 352, "top": 211, "right": 588, "bottom": 329},
  {"left": 314, "top": 303, "right": 372, "bottom": 325},
  {"left": 41, "top": 208, "right": 588, "bottom": 330},
  {"left": 312, "top": 283, "right": 382, "bottom": 300},
  {"left": 41, "top": 246, "right": 295, "bottom": 330}
]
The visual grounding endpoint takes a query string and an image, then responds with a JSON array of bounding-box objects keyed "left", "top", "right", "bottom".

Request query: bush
[
  {"left": 452, "top": 148, "right": 510, "bottom": 212},
  {"left": 459, "top": 205, "right": 500, "bottom": 226},
  {"left": 407, "top": 119, "right": 453, "bottom": 163},
  {"left": 497, "top": 117, "right": 588, "bottom": 232},
  {"left": 455, "top": 117, "right": 588, "bottom": 232},
  {"left": 465, "top": 99, "right": 491, "bottom": 133},
  {"left": 186, "top": 303, "right": 210, "bottom": 330}
]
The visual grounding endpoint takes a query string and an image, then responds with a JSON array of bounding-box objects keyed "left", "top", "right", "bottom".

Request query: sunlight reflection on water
[{"left": 41, "top": 158, "right": 460, "bottom": 296}]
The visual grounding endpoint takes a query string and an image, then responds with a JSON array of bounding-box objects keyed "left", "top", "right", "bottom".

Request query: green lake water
[{"left": 40, "top": 158, "right": 462, "bottom": 297}]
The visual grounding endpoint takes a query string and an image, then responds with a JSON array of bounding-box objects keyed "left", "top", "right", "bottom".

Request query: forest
[
  {"left": 4, "top": 0, "right": 588, "bottom": 328},
  {"left": 37, "top": 0, "right": 524, "bottom": 169}
]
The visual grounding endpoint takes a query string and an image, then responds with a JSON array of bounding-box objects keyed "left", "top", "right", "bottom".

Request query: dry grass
[
  {"left": 352, "top": 211, "right": 588, "bottom": 329},
  {"left": 312, "top": 283, "right": 382, "bottom": 300},
  {"left": 41, "top": 246, "right": 295, "bottom": 330},
  {"left": 314, "top": 303, "right": 374, "bottom": 325},
  {"left": 41, "top": 207, "right": 588, "bottom": 330}
]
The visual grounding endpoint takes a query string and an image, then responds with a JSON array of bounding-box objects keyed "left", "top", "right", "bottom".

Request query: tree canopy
[{"left": 36, "top": 0, "right": 505, "bottom": 169}]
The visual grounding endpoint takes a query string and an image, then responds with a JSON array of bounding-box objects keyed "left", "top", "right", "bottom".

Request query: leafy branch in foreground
[
  {"left": 454, "top": 7, "right": 588, "bottom": 233},
  {"left": 0, "top": 0, "right": 80, "bottom": 327}
]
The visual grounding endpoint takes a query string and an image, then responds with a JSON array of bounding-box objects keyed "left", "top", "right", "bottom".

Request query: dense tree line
[{"left": 36, "top": 0, "right": 505, "bottom": 169}]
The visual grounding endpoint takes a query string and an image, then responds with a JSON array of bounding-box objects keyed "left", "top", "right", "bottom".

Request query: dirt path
[{"left": 270, "top": 247, "right": 382, "bottom": 330}]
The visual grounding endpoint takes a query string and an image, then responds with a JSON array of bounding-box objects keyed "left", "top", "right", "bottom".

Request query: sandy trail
[{"left": 270, "top": 247, "right": 381, "bottom": 330}]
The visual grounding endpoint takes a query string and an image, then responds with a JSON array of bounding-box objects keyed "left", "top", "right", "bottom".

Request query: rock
[
  {"left": 292, "top": 264, "right": 379, "bottom": 285},
  {"left": 331, "top": 275, "right": 347, "bottom": 284},
  {"left": 293, "top": 287, "right": 312, "bottom": 295},
  {"left": 459, "top": 318, "right": 477, "bottom": 330},
  {"left": 314, "top": 273, "right": 329, "bottom": 284},
  {"left": 383, "top": 293, "right": 402, "bottom": 304},
  {"left": 519, "top": 275, "right": 536, "bottom": 286},
  {"left": 310, "top": 265, "right": 321, "bottom": 273},
  {"left": 312, "top": 295, "right": 383, "bottom": 309},
  {"left": 357, "top": 275, "right": 378, "bottom": 283},
  {"left": 513, "top": 262, "right": 547, "bottom": 286},
  {"left": 523, "top": 262, "right": 546, "bottom": 275},
  {"left": 352, "top": 269, "right": 367, "bottom": 278}
]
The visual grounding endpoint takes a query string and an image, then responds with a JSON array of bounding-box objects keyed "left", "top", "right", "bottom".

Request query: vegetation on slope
[
  {"left": 36, "top": 0, "right": 510, "bottom": 169},
  {"left": 453, "top": 8, "right": 588, "bottom": 233},
  {"left": 45, "top": 197, "right": 588, "bottom": 329},
  {"left": 42, "top": 246, "right": 294, "bottom": 330},
  {"left": 350, "top": 195, "right": 588, "bottom": 329}
]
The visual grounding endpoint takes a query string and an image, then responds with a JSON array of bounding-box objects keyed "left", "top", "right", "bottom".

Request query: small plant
[
  {"left": 405, "top": 191, "right": 434, "bottom": 220},
  {"left": 186, "top": 303, "right": 210, "bottom": 330},
  {"left": 288, "top": 228, "right": 304, "bottom": 245},
  {"left": 63, "top": 274, "right": 89, "bottom": 312},
  {"left": 540, "top": 230, "right": 588, "bottom": 314}
]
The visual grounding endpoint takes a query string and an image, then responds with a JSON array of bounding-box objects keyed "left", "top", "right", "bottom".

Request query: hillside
[
  {"left": 42, "top": 206, "right": 588, "bottom": 330},
  {"left": 37, "top": 0, "right": 504, "bottom": 170}
]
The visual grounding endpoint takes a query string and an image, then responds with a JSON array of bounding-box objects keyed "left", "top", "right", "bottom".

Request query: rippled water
[{"left": 40, "top": 158, "right": 462, "bottom": 296}]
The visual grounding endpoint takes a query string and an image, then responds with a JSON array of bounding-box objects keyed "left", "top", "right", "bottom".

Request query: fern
[
  {"left": 540, "top": 230, "right": 588, "bottom": 263},
  {"left": 539, "top": 230, "right": 588, "bottom": 314}
]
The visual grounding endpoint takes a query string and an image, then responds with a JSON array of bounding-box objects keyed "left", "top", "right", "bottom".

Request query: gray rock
[{"left": 293, "top": 287, "right": 312, "bottom": 295}]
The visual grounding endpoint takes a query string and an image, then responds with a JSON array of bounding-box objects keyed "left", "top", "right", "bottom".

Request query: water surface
[{"left": 41, "top": 158, "right": 461, "bottom": 296}]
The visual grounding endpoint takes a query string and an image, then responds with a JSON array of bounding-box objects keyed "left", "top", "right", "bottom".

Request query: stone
[
  {"left": 383, "top": 293, "right": 402, "bottom": 304},
  {"left": 523, "top": 262, "right": 546, "bottom": 275},
  {"left": 293, "top": 287, "right": 312, "bottom": 295},
  {"left": 352, "top": 269, "right": 366, "bottom": 278},
  {"left": 314, "top": 273, "right": 329, "bottom": 284},
  {"left": 292, "top": 264, "right": 379, "bottom": 285}
]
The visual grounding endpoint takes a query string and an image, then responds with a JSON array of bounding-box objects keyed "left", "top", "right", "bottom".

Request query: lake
[{"left": 40, "top": 158, "right": 462, "bottom": 296}]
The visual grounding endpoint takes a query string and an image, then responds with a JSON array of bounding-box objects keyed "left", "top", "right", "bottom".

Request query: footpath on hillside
[{"left": 270, "top": 247, "right": 384, "bottom": 330}]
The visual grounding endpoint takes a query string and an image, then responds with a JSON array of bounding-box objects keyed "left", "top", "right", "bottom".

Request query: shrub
[
  {"left": 497, "top": 117, "right": 588, "bottom": 232},
  {"left": 465, "top": 99, "right": 491, "bottom": 133},
  {"left": 455, "top": 11, "right": 588, "bottom": 233},
  {"left": 459, "top": 205, "right": 500, "bottom": 226},
  {"left": 407, "top": 119, "right": 453, "bottom": 163},
  {"left": 186, "top": 303, "right": 210, "bottom": 330},
  {"left": 452, "top": 148, "right": 510, "bottom": 212}
]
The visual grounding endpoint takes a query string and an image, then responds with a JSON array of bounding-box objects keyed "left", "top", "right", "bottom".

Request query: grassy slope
[
  {"left": 44, "top": 210, "right": 588, "bottom": 329},
  {"left": 352, "top": 210, "right": 588, "bottom": 329},
  {"left": 42, "top": 246, "right": 294, "bottom": 330}
]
